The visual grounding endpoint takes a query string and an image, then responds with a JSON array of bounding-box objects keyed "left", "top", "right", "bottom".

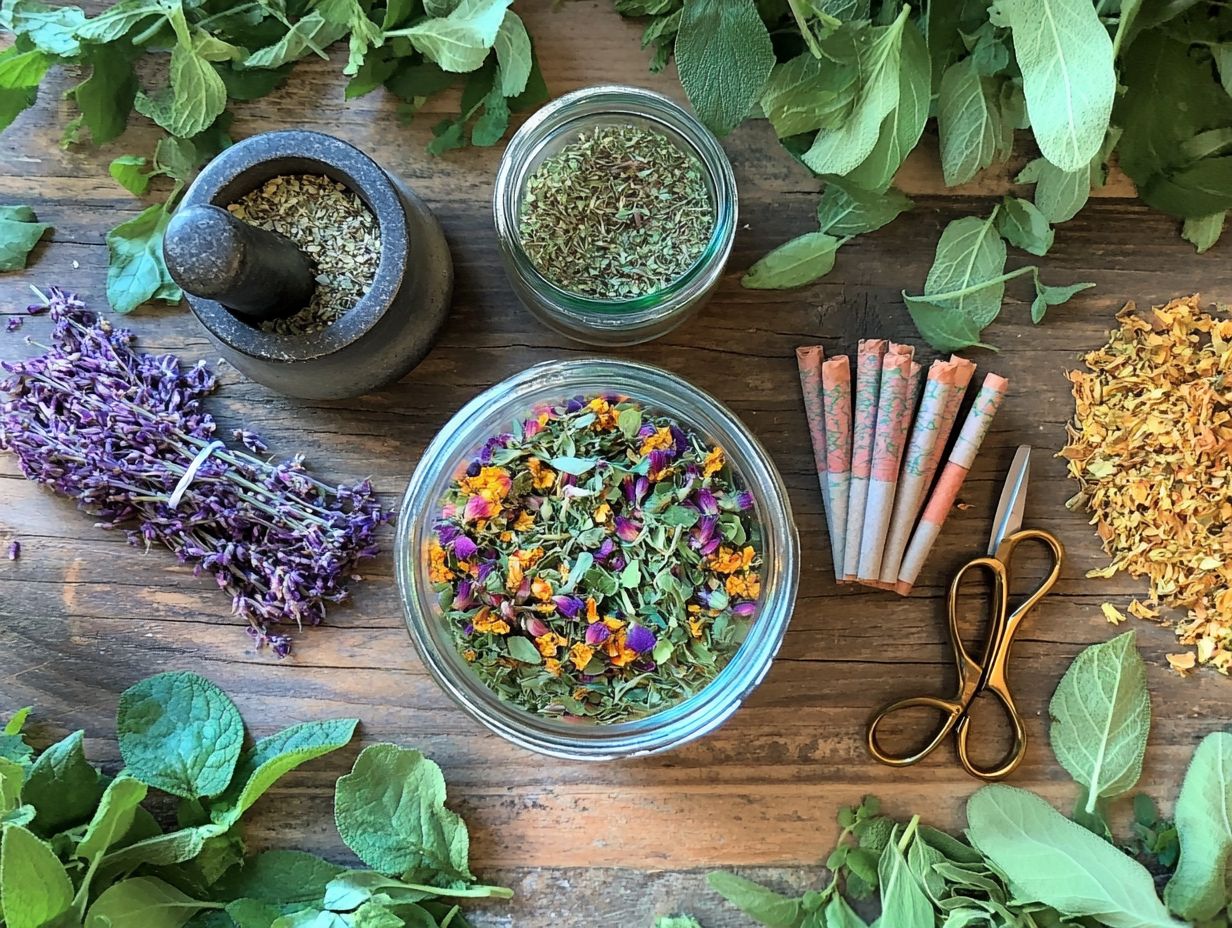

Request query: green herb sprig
[
  {"left": 0, "top": 671, "right": 511, "bottom": 928},
  {"left": 706, "top": 631, "right": 1232, "bottom": 928},
  {"left": 0, "top": 0, "right": 547, "bottom": 314},
  {"left": 614, "top": 0, "right": 1228, "bottom": 351}
]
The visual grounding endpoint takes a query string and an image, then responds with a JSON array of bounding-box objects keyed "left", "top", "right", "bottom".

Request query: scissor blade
[{"left": 987, "top": 445, "right": 1031, "bottom": 555}]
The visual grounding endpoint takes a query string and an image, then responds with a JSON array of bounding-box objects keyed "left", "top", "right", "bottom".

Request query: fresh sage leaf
[
  {"left": 1164, "top": 731, "right": 1232, "bottom": 921},
  {"left": 938, "top": 57, "right": 1001, "bottom": 187},
  {"left": 76, "top": 775, "right": 149, "bottom": 867},
  {"left": 84, "top": 876, "right": 211, "bottom": 928},
  {"left": 334, "top": 744, "right": 474, "bottom": 883},
  {"left": 823, "top": 894, "right": 868, "bottom": 928},
  {"left": 98, "top": 824, "right": 220, "bottom": 872},
  {"left": 674, "top": 0, "right": 775, "bottom": 137},
  {"left": 996, "top": 196, "right": 1054, "bottom": 256},
  {"left": 1016, "top": 156, "right": 1091, "bottom": 223},
  {"left": 1182, "top": 212, "right": 1225, "bottom": 253},
  {"left": 0, "top": 824, "right": 74, "bottom": 928},
  {"left": 213, "top": 850, "right": 346, "bottom": 905},
  {"left": 0, "top": 203, "right": 49, "bottom": 272},
  {"left": 742, "top": 231, "right": 842, "bottom": 289},
  {"left": 997, "top": 0, "right": 1115, "bottom": 172},
  {"left": 21, "top": 730, "right": 104, "bottom": 834},
  {"left": 706, "top": 871, "right": 801, "bottom": 927},
  {"left": 760, "top": 50, "right": 856, "bottom": 139},
  {"left": 816, "top": 184, "right": 912, "bottom": 236},
  {"left": 116, "top": 671, "right": 245, "bottom": 799},
  {"left": 242, "top": 14, "right": 349, "bottom": 70},
  {"left": 877, "top": 830, "right": 932, "bottom": 927},
  {"left": 967, "top": 784, "right": 1184, "bottom": 928}
]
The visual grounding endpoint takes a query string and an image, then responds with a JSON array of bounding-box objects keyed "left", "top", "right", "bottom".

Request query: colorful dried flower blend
[
  {"left": 1062, "top": 296, "right": 1232, "bottom": 675},
  {"left": 430, "top": 395, "right": 762, "bottom": 722},
  {"left": 0, "top": 288, "right": 390, "bottom": 655}
]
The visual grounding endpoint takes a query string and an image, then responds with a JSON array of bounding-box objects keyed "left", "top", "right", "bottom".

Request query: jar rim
[
  {"left": 394, "top": 359, "right": 799, "bottom": 760},
  {"left": 492, "top": 86, "right": 738, "bottom": 329}
]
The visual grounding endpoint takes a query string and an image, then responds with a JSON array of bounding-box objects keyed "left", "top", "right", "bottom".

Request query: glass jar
[
  {"left": 395, "top": 359, "right": 798, "bottom": 760},
  {"left": 492, "top": 86, "right": 738, "bottom": 346}
]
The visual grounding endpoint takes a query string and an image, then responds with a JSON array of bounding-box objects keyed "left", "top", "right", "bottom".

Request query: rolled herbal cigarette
[
  {"left": 795, "top": 346, "right": 836, "bottom": 566},
  {"left": 842, "top": 339, "right": 888, "bottom": 581},
  {"left": 857, "top": 350, "right": 920, "bottom": 584},
  {"left": 877, "top": 357, "right": 977, "bottom": 585},
  {"left": 821, "top": 356, "right": 852, "bottom": 579},
  {"left": 896, "top": 372, "right": 1009, "bottom": 595}
]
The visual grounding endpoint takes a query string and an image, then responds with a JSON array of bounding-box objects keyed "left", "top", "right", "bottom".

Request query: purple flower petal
[
  {"left": 454, "top": 579, "right": 476, "bottom": 610},
  {"left": 553, "top": 595, "right": 584, "bottom": 618},
  {"left": 594, "top": 538, "right": 616, "bottom": 562},
  {"left": 695, "top": 488, "right": 719, "bottom": 515},
  {"left": 454, "top": 535, "right": 478, "bottom": 560},
  {"left": 614, "top": 516, "right": 641, "bottom": 543},
  {"left": 626, "top": 624, "right": 656, "bottom": 653},
  {"left": 5, "top": 317, "right": 22, "bottom": 332},
  {"left": 732, "top": 600, "right": 757, "bottom": 617},
  {"left": 5, "top": 540, "right": 19, "bottom": 561},
  {"left": 585, "top": 622, "right": 611, "bottom": 646},
  {"left": 524, "top": 616, "right": 549, "bottom": 638}
]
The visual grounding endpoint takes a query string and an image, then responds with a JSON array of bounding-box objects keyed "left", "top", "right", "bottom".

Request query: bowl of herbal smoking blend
[
  {"left": 395, "top": 360, "right": 798, "bottom": 760},
  {"left": 493, "top": 86, "right": 737, "bottom": 346},
  {"left": 169, "top": 130, "right": 452, "bottom": 400}
]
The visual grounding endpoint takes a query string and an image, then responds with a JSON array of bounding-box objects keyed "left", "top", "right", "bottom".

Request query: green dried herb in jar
[
  {"left": 517, "top": 125, "right": 715, "bottom": 300},
  {"left": 429, "top": 394, "right": 762, "bottom": 723}
]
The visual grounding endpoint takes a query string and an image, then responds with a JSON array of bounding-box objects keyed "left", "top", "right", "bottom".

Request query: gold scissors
[{"left": 866, "top": 445, "right": 1064, "bottom": 781}]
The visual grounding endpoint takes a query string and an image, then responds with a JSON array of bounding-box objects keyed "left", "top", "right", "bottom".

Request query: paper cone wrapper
[
  {"left": 821, "top": 356, "right": 852, "bottom": 579},
  {"left": 842, "top": 339, "right": 888, "bottom": 579}
]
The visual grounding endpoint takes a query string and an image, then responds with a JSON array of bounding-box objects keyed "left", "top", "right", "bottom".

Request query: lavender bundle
[{"left": 0, "top": 288, "right": 389, "bottom": 655}]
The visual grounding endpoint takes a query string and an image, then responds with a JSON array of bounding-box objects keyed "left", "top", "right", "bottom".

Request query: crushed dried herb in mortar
[
  {"left": 227, "top": 174, "right": 380, "bottom": 336},
  {"left": 517, "top": 124, "right": 714, "bottom": 300},
  {"left": 1061, "top": 295, "right": 1232, "bottom": 676},
  {"left": 430, "top": 394, "right": 762, "bottom": 722}
]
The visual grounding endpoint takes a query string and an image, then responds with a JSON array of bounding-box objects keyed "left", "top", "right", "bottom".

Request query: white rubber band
[{"left": 168, "top": 440, "right": 225, "bottom": 510}]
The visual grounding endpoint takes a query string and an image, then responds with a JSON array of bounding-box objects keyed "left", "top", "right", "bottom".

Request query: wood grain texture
[{"left": 0, "top": 3, "right": 1227, "bottom": 925}]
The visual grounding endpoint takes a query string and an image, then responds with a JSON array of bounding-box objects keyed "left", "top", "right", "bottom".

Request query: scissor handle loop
[
  {"left": 946, "top": 555, "right": 1010, "bottom": 674},
  {"left": 995, "top": 529, "right": 1065, "bottom": 637},
  {"left": 866, "top": 695, "right": 966, "bottom": 768},
  {"left": 955, "top": 684, "right": 1028, "bottom": 781}
]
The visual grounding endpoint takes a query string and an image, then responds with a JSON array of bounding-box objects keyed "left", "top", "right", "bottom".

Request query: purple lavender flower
[
  {"left": 553, "top": 595, "right": 584, "bottom": 618},
  {"left": 453, "top": 534, "right": 478, "bottom": 560},
  {"left": 626, "top": 624, "right": 656, "bottom": 653},
  {"left": 585, "top": 622, "right": 611, "bottom": 646},
  {"left": 5, "top": 540, "right": 19, "bottom": 561},
  {"left": 5, "top": 318, "right": 21, "bottom": 332},
  {"left": 232, "top": 429, "right": 268, "bottom": 454},
  {"left": 614, "top": 516, "right": 641, "bottom": 543}
]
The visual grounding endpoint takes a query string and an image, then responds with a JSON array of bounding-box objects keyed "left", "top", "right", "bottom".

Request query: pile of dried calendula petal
[{"left": 1062, "top": 295, "right": 1232, "bottom": 676}]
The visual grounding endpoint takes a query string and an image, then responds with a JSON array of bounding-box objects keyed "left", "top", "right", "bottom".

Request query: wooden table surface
[{"left": 1, "top": 4, "right": 1228, "bottom": 925}]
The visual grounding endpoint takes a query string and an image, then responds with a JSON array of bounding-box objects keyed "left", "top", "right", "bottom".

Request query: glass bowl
[
  {"left": 492, "top": 86, "right": 738, "bottom": 347},
  {"left": 395, "top": 359, "right": 798, "bottom": 760}
]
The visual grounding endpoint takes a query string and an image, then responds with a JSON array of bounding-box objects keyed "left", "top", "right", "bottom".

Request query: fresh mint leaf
[
  {"left": 673, "top": 0, "right": 775, "bottom": 137},
  {"left": 106, "top": 204, "right": 181, "bottom": 314},
  {"left": 76, "top": 776, "right": 149, "bottom": 868},
  {"left": 218, "top": 63, "right": 293, "bottom": 102},
  {"left": 492, "top": 11, "right": 531, "bottom": 96},
  {"left": 68, "top": 44, "right": 138, "bottom": 145},
  {"left": 1, "top": 824, "right": 73, "bottom": 928},
  {"left": 154, "top": 31, "right": 228, "bottom": 139},
  {"left": 0, "top": 204, "right": 49, "bottom": 271},
  {"left": 741, "top": 231, "right": 842, "bottom": 289},
  {"left": 398, "top": 0, "right": 513, "bottom": 73},
  {"left": 996, "top": 0, "right": 1114, "bottom": 172},
  {"left": 938, "top": 57, "right": 1001, "bottom": 187},
  {"left": 802, "top": 7, "right": 909, "bottom": 176},
  {"left": 1049, "top": 630, "right": 1150, "bottom": 822},
  {"left": 213, "top": 850, "right": 345, "bottom": 905},
  {"left": 2, "top": 0, "right": 85, "bottom": 57},
  {"left": 759, "top": 50, "right": 856, "bottom": 139},
  {"left": 75, "top": 0, "right": 165, "bottom": 43},
  {"left": 211, "top": 718, "right": 358, "bottom": 827},
  {"left": 242, "top": 14, "right": 349, "bottom": 69},
  {"left": 967, "top": 785, "right": 1184, "bottom": 928},
  {"left": 1015, "top": 156, "right": 1090, "bottom": 224},
  {"left": 471, "top": 84, "right": 509, "bottom": 147},
  {"left": 1164, "top": 732, "right": 1232, "bottom": 921},
  {"left": 1028, "top": 275, "right": 1092, "bottom": 324},
  {"left": 816, "top": 184, "right": 912, "bottom": 236},
  {"left": 84, "top": 876, "right": 212, "bottom": 928},
  {"left": 995, "top": 196, "right": 1054, "bottom": 256},
  {"left": 334, "top": 744, "right": 473, "bottom": 884},
  {"left": 0, "top": 47, "right": 51, "bottom": 134},
  {"left": 116, "top": 671, "right": 244, "bottom": 800},
  {"left": 21, "top": 730, "right": 104, "bottom": 834},
  {"left": 110, "top": 155, "right": 151, "bottom": 196},
  {"left": 1182, "top": 212, "right": 1225, "bottom": 253},
  {"left": 316, "top": 0, "right": 383, "bottom": 76},
  {"left": 706, "top": 872, "right": 800, "bottom": 927}
]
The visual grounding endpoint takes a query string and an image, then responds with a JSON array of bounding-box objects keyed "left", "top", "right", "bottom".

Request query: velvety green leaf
[
  {"left": 242, "top": 13, "right": 349, "bottom": 69},
  {"left": 706, "top": 871, "right": 800, "bottom": 927},
  {"left": 967, "top": 785, "right": 1184, "bottom": 928},
  {"left": 823, "top": 894, "right": 868, "bottom": 928},
  {"left": 492, "top": 11, "right": 531, "bottom": 96},
  {"left": 1015, "top": 156, "right": 1090, "bottom": 224},
  {"left": 75, "top": 0, "right": 164, "bottom": 43},
  {"left": 109, "top": 155, "right": 150, "bottom": 196},
  {"left": 471, "top": 85, "right": 509, "bottom": 146},
  {"left": 674, "top": 0, "right": 775, "bottom": 136},
  {"left": 0, "top": 206, "right": 49, "bottom": 272},
  {"left": 76, "top": 775, "right": 149, "bottom": 865},
  {"left": 759, "top": 50, "right": 855, "bottom": 139},
  {"left": 995, "top": 196, "right": 1053, "bottom": 256},
  {"left": 116, "top": 671, "right": 245, "bottom": 799},
  {"left": 877, "top": 833, "right": 932, "bottom": 927},
  {"left": 334, "top": 744, "right": 473, "bottom": 883},
  {"left": 0, "top": 47, "right": 50, "bottom": 134},
  {"left": 213, "top": 851, "right": 346, "bottom": 905},
  {"left": 69, "top": 44, "right": 137, "bottom": 145},
  {"left": 322, "top": 869, "right": 510, "bottom": 910},
  {"left": 1182, "top": 212, "right": 1224, "bottom": 253},
  {"left": 997, "top": 0, "right": 1114, "bottom": 172},
  {"left": 1029, "top": 276, "right": 1093, "bottom": 324},
  {"left": 106, "top": 204, "right": 181, "bottom": 314},
  {"left": 224, "top": 898, "right": 285, "bottom": 928},
  {"left": 938, "top": 57, "right": 1000, "bottom": 187},
  {"left": 401, "top": 0, "right": 512, "bottom": 73},
  {"left": 1138, "top": 157, "right": 1232, "bottom": 219},
  {"left": 211, "top": 719, "right": 358, "bottom": 827},
  {"left": 219, "top": 62, "right": 293, "bottom": 102},
  {"left": 84, "top": 877, "right": 210, "bottom": 928},
  {"left": 1165, "top": 732, "right": 1232, "bottom": 921},
  {"left": 817, "top": 184, "right": 912, "bottom": 235},
  {"left": 741, "top": 231, "right": 841, "bottom": 289},
  {"left": 21, "top": 730, "right": 104, "bottom": 834},
  {"left": 1048, "top": 631, "right": 1150, "bottom": 815},
  {"left": 2, "top": 0, "right": 85, "bottom": 57},
  {"left": 1, "top": 824, "right": 73, "bottom": 928},
  {"left": 152, "top": 34, "right": 228, "bottom": 139},
  {"left": 99, "top": 825, "right": 219, "bottom": 872},
  {"left": 0, "top": 758, "right": 23, "bottom": 817},
  {"left": 802, "top": 7, "right": 909, "bottom": 176},
  {"left": 842, "top": 19, "right": 929, "bottom": 193}
]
